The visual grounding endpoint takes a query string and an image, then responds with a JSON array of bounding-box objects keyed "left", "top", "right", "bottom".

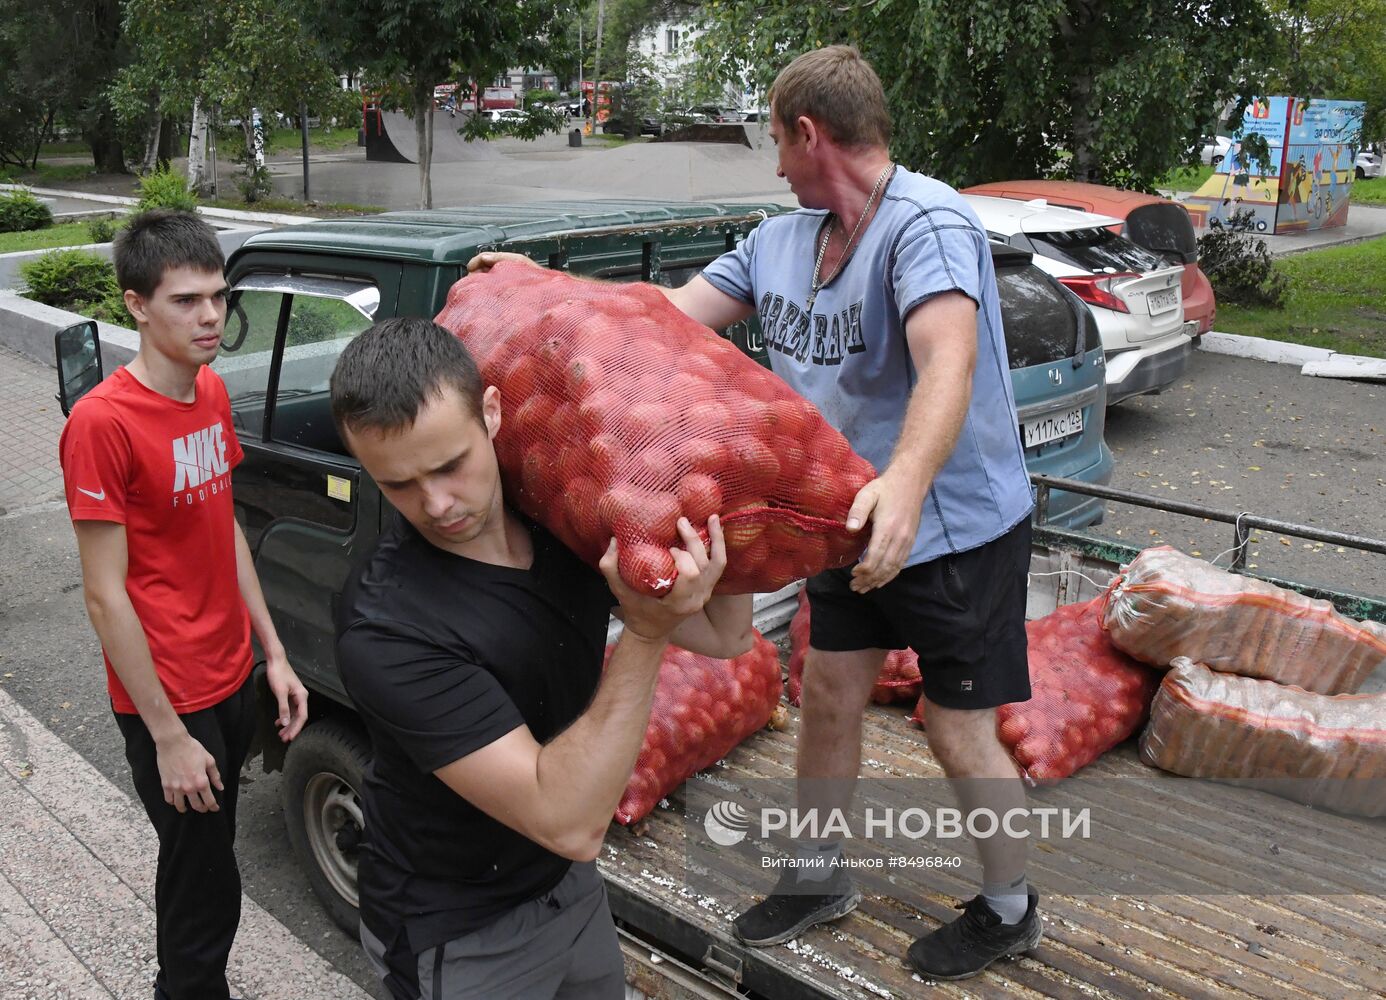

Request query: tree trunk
[
  {"left": 414, "top": 86, "right": 433, "bottom": 209},
  {"left": 139, "top": 100, "right": 163, "bottom": 175},
  {"left": 157, "top": 116, "right": 176, "bottom": 166},
  {"left": 1070, "top": 70, "right": 1097, "bottom": 183},
  {"left": 187, "top": 98, "right": 210, "bottom": 193}
]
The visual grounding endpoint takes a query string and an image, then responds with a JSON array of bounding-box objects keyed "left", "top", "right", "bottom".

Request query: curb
[
  {"left": 1, "top": 182, "right": 318, "bottom": 227},
  {"left": 1198, "top": 331, "right": 1386, "bottom": 380}
]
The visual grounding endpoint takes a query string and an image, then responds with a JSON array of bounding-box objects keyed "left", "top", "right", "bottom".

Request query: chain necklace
[{"left": 805, "top": 162, "right": 894, "bottom": 315}]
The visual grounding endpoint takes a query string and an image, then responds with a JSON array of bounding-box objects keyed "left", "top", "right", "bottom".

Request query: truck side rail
[{"left": 1031, "top": 473, "right": 1386, "bottom": 624}]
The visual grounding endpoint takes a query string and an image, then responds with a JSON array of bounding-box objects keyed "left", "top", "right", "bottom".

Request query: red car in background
[{"left": 962, "top": 180, "right": 1216, "bottom": 335}]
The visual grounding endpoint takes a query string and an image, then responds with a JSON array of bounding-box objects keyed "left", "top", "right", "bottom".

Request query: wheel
[
  {"left": 1357, "top": 167, "right": 1366, "bottom": 180},
  {"left": 282, "top": 718, "right": 370, "bottom": 934}
]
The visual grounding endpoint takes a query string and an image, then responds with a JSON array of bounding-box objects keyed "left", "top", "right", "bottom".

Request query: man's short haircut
[
  {"left": 770, "top": 45, "right": 892, "bottom": 150},
  {"left": 112, "top": 209, "right": 225, "bottom": 298},
  {"left": 330, "top": 317, "right": 485, "bottom": 439}
]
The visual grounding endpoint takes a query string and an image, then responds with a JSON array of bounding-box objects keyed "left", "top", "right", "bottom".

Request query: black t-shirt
[{"left": 336, "top": 512, "right": 613, "bottom": 954}]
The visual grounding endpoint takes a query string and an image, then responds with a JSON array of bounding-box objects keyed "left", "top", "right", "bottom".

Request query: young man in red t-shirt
[{"left": 59, "top": 209, "right": 309, "bottom": 1000}]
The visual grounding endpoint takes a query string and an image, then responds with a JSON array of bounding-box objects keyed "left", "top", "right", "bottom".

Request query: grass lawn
[
  {"left": 1352, "top": 176, "right": 1386, "bottom": 205},
  {"left": 0, "top": 222, "right": 98, "bottom": 253},
  {"left": 1215, "top": 236, "right": 1386, "bottom": 358},
  {"left": 1158, "top": 164, "right": 1214, "bottom": 192},
  {"left": 262, "top": 126, "right": 363, "bottom": 156}
]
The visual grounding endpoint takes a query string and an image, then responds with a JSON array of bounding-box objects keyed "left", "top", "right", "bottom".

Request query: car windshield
[
  {"left": 1125, "top": 204, "right": 1196, "bottom": 261},
  {"left": 1028, "top": 226, "right": 1164, "bottom": 273}
]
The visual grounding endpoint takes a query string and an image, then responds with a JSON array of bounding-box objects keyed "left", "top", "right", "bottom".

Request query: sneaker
[
  {"left": 733, "top": 868, "right": 863, "bottom": 947},
  {"left": 906, "top": 889, "right": 1042, "bottom": 981}
]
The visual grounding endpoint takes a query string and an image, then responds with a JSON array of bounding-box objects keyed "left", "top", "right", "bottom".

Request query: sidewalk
[{"left": 0, "top": 683, "right": 372, "bottom": 1000}]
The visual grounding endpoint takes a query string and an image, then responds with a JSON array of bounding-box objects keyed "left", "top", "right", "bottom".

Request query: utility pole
[{"left": 591, "top": 0, "right": 605, "bottom": 132}]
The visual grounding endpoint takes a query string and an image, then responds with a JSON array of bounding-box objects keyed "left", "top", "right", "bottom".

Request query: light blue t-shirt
[{"left": 701, "top": 166, "right": 1033, "bottom": 566}]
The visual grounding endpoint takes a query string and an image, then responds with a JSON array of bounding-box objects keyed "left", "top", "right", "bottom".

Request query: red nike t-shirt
[{"left": 59, "top": 366, "right": 253, "bottom": 714}]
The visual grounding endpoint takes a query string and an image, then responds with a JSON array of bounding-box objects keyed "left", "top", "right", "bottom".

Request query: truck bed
[{"left": 600, "top": 693, "right": 1385, "bottom": 999}]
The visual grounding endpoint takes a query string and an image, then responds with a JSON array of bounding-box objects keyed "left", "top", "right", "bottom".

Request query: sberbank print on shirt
[
  {"left": 172, "top": 421, "right": 231, "bottom": 507},
  {"left": 759, "top": 291, "right": 865, "bottom": 366}
]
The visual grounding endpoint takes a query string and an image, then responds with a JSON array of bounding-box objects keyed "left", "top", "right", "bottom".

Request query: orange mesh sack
[
  {"left": 1102, "top": 546, "right": 1386, "bottom": 694},
  {"left": 785, "top": 590, "right": 922, "bottom": 706},
  {"left": 434, "top": 262, "right": 875, "bottom": 595},
  {"left": 1140, "top": 658, "right": 1386, "bottom": 817},
  {"left": 611, "top": 632, "right": 783, "bottom": 825},
  {"left": 911, "top": 598, "right": 1162, "bottom": 782}
]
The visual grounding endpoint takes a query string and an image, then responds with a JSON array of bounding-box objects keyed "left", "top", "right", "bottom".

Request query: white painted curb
[
  {"left": 1198, "top": 331, "right": 1385, "bottom": 380},
  {"left": 1, "top": 182, "right": 318, "bottom": 227}
]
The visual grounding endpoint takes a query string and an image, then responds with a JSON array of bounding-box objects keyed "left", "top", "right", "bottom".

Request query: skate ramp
[{"left": 364, "top": 110, "right": 503, "bottom": 164}]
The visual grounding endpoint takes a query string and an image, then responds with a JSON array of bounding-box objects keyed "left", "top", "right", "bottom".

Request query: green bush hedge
[
  {"left": 20, "top": 249, "right": 132, "bottom": 326},
  {"left": 0, "top": 189, "right": 53, "bottom": 233},
  {"left": 136, "top": 168, "right": 198, "bottom": 213}
]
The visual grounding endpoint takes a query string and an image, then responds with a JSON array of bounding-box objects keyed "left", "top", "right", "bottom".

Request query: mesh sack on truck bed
[
  {"left": 1102, "top": 546, "right": 1386, "bottom": 694},
  {"left": 1139, "top": 657, "right": 1386, "bottom": 817},
  {"left": 785, "top": 590, "right": 922, "bottom": 706},
  {"left": 434, "top": 262, "right": 875, "bottom": 596},
  {"left": 611, "top": 631, "right": 783, "bottom": 825},
  {"left": 911, "top": 598, "right": 1162, "bottom": 782}
]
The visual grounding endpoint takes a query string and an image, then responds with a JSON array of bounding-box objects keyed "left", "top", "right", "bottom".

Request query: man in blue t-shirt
[
  {"left": 655, "top": 45, "right": 1042, "bottom": 981},
  {"left": 468, "top": 46, "right": 1041, "bottom": 981}
]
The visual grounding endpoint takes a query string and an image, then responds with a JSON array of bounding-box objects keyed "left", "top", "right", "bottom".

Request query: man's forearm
[
  {"left": 533, "top": 629, "right": 668, "bottom": 846},
  {"left": 84, "top": 592, "right": 184, "bottom": 744}
]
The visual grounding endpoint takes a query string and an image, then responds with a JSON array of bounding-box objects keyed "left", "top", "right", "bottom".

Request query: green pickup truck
[{"left": 55, "top": 201, "right": 1385, "bottom": 999}]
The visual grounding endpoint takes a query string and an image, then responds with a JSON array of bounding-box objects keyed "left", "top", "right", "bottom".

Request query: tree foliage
[
  {"left": 1260, "top": 0, "right": 1386, "bottom": 141},
  {"left": 114, "top": 0, "right": 346, "bottom": 188},
  {"left": 0, "top": 0, "right": 128, "bottom": 171},
  {"left": 692, "top": 0, "right": 1277, "bottom": 190},
  {"left": 300, "top": 0, "right": 572, "bottom": 208}
]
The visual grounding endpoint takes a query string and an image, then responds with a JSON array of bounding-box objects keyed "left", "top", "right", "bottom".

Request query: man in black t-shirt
[{"left": 330, "top": 318, "right": 753, "bottom": 1000}]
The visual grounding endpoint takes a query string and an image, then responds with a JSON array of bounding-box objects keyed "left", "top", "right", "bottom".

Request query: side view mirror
[{"left": 54, "top": 320, "right": 102, "bottom": 417}]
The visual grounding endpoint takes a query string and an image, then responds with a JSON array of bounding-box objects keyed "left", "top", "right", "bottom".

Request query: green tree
[
  {"left": 300, "top": 0, "right": 572, "bottom": 209},
  {"left": 114, "top": 0, "right": 346, "bottom": 197},
  {"left": 692, "top": 0, "right": 1277, "bottom": 190},
  {"left": 0, "top": 0, "right": 128, "bottom": 172},
  {"left": 1261, "top": 0, "right": 1386, "bottom": 141}
]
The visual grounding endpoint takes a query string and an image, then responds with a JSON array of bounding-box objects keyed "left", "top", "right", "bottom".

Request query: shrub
[
  {"left": 19, "top": 248, "right": 130, "bottom": 325},
  {"left": 1197, "top": 212, "right": 1289, "bottom": 309},
  {"left": 136, "top": 168, "right": 198, "bottom": 212},
  {"left": 0, "top": 189, "right": 53, "bottom": 233},
  {"left": 86, "top": 215, "right": 122, "bottom": 243}
]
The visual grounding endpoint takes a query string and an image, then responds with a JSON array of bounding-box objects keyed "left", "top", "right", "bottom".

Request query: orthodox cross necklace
[{"left": 805, "top": 162, "right": 895, "bottom": 315}]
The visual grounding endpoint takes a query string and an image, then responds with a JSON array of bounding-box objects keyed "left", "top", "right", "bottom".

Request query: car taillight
[{"left": 1058, "top": 273, "right": 1138, "bottom": 313}]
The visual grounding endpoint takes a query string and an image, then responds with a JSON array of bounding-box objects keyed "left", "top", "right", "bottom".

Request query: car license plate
[
  {"left": 1022, "top": 408, "right": 1084, "bottom": 449},
  {"left": 1147, "top": 288, "right": 1180, "bottom": 315}
]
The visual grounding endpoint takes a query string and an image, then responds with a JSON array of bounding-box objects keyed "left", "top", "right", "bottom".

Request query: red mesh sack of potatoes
[
  {"left": 611, "top": 631, "right": 783, "bottom": 825},
  {"left": 911, "top": 598, "right": 1162, "bottom": 782},
  {"left": 434, "top": 262, "right": 875, "bottom": 595},
  {"left": 1102, "top": 546, "right": 1386, "bottom": 694},
  {"left": 785, "top": 591, "right": 922, "bottom": 706}
]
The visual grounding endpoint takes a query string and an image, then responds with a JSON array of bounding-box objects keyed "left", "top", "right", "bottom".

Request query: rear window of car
[
  {"left": 1125, "top": 203, "right": 1196, "bottom": 261},
  {"left": 1028, "top": 227, "right": 1164, "bottom": 273},
  {"left": 995, "top": 262, "right": 1091, "bottom": 369}
]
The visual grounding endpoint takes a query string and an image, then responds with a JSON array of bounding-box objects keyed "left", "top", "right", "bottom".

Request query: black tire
[
  {"left": 281, "top": 718, "right": 370, "bottom": 934},
  {"left": 1356, "top": 167, "right": 1366, "bottom": 180}
]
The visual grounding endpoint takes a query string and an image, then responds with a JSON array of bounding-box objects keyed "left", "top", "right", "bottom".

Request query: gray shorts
[{"left": 360, "top": 862, "right": 625, "bottom": 1000}]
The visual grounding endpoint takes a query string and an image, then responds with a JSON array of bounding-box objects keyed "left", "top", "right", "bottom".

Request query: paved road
[{"left": 1097, "top": 347, "right": 1385, "bottom": 595}]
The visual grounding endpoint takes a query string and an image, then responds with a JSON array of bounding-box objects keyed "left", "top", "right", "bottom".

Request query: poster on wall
[
  {"left": 1275, "top": 98, "right": 1364, "bottom": 232},
  {"left": 1187, "top": 97, "right": 1365, "bottom": 234},
  {"left": 1190, "top": 96, "right": 1289, "bottom": 233}
]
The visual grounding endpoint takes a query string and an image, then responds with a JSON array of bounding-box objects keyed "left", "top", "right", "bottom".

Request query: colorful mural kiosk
[{"left": 1188, "top": 97, "right": 1365, "bottom": 234}]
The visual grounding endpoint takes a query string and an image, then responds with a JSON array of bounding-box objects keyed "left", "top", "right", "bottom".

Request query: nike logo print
[{"left": 76, "top": 486, "right": 106, "bottom": 501}]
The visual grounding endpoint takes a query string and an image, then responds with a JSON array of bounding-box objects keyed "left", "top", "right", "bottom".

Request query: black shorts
[{"left": 806, "top": 517, "right": 1032, "bottom": 710}]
